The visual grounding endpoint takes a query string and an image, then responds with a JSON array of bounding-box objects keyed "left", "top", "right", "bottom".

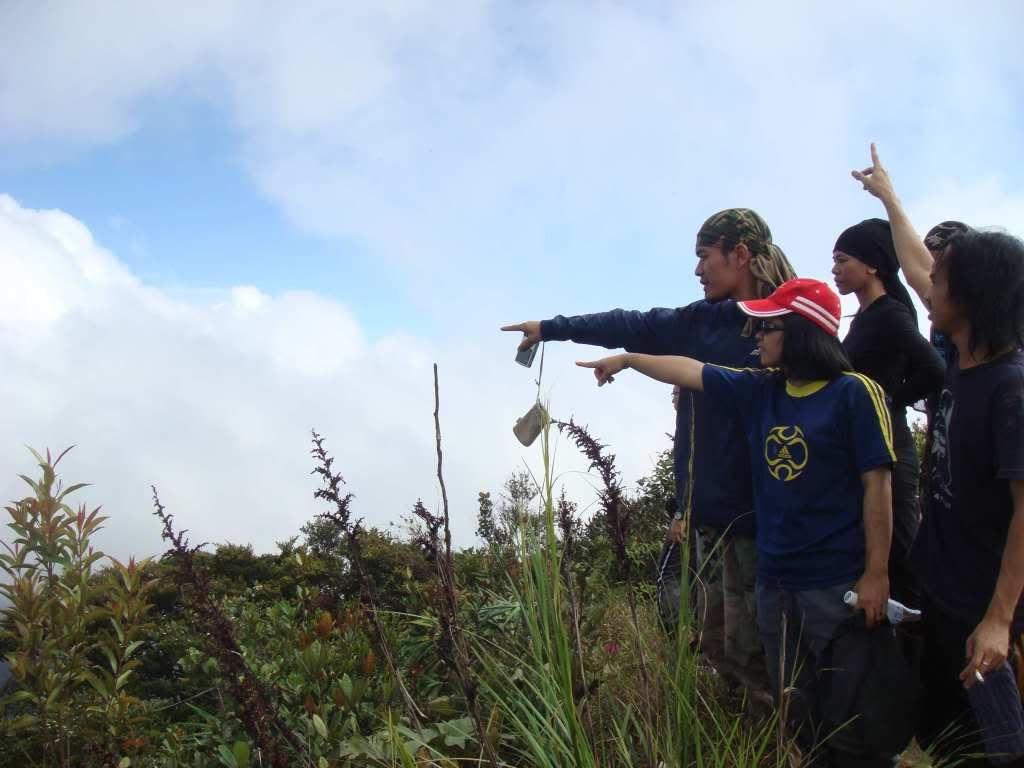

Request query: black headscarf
[{"left": 834, "top": 218, "right": 917, "bottom": 322}]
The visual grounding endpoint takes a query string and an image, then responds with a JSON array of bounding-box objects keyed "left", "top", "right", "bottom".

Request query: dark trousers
[
  {"left": 917, "top": 595, "right": 1024, "bottom": 766},
  {"left": 757, "top": 582, "right": 893, "bottom": 767}
]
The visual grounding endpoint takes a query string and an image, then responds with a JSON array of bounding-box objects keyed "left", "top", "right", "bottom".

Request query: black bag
[{"left": 818, "top": 614, "right": 920, "bottom": 758}]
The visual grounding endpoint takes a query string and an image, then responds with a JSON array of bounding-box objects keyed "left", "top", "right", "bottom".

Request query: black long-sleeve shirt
[{"left": 842, "top": 295, "right": 945, "bottom": 410}]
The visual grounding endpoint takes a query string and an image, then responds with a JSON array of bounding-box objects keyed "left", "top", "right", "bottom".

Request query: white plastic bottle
[{"left": 843, "top": 591, "right": 922, "bottom": 624}]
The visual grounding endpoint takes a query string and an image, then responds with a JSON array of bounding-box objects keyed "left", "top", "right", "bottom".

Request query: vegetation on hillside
[{"left": 0, "top": 386, "right": 938, "bottom": 766}]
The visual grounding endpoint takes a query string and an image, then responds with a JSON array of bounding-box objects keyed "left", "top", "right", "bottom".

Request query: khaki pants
[{"left": 695, "top": 527, "right": 768, "bottom": 694}]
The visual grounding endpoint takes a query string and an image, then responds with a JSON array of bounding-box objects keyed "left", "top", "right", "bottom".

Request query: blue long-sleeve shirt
[{"left": 541, "top": 300, "right": 758, "bottom": 536}]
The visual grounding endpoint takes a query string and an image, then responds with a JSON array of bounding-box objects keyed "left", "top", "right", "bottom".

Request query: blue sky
[
  {"left": 0, "top": 101, "right": 418, "bottom": 336},
  {"left": 1, "top": 1, "right": 1023, "bottom": 559}
]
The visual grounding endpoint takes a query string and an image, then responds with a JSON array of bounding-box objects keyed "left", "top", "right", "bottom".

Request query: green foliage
[
  {"left": 0, "top": 447, "right": 159, "bottom": 765},
  {"left": 300, "top": 518, "right": 434, "bottom": 614},
  {"left": 912, "top": 417, "right": 927, "bottom": 469},
  {"left": 481, "top": 422, "right": 597, "bottom": 768},
  {"left": 476, "top": 470, "right": 541, "bottom": 557},
  {"left": 2, "top": 429, "right": 927, "bottom": 766},
  {"left": 625, "top": 446, "right": 676, "bottom": 582},
  {"left": 475, "top": 491, "right": 498, "bottom": 549}
]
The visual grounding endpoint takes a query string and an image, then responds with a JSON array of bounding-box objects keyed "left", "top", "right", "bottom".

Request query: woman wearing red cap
[{"left": 578, "top": 278, "right": 898, "bottom": 765}]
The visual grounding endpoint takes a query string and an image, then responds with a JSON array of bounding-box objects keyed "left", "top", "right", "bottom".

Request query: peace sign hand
[{"left": 851, "top": 143, "right": 897, "bottom": 205}]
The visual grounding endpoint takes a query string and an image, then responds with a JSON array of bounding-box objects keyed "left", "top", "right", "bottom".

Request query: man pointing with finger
[{"left": 502, "top": 209, "right": 795, "bottom": 698}]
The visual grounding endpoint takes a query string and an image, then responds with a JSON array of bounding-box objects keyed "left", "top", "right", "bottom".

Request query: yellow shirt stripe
[
  {"left": 715, "top": 365, "right": 781, "bottom": 374},
  {"left": 845, "top": 372, "right": 896, "bottom": 462}
]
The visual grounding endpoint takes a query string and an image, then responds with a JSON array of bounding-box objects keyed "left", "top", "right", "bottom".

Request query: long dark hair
[
  {"left": 781, "top": 314, "right": 852, "bottom": 381},
  {"left": 939, "top": 230, "right": 1024, "bottom": 358}
]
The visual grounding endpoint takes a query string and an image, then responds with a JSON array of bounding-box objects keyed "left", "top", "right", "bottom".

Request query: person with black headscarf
[{"left": 832, "top": 217, "right": 945, "bottom": 605}]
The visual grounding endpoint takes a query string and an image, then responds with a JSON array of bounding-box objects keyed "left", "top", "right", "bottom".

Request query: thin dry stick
[
  {"left": 433, "top": 364, "right": 453, "bottom": 561},
  {"left": 432, "top": 364, "right": 500, "bottom": 768}
]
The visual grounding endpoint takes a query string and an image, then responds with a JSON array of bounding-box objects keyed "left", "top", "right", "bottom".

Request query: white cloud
[
  {"left": 0, "top": 195, "right": 140, "bottom": 336},
  {"left": 0, "top": 196, "right": 674, "bottom": 559},
  {"left": 0, "top": 3, "right": 239, "bottom": 146},
  {"left": 907, "top": 176, "right": 1024, "bottom": 239},
  {"left": 3, "top": 3, "right": 1022, "bottom": 295}
]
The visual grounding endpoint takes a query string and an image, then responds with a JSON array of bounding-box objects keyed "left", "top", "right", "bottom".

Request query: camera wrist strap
[{"left": 535, "top": 342, "right": 546, "bottom": 404}]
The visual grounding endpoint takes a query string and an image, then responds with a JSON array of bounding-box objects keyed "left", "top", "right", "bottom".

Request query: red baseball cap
[{"left": 737, "top": 278, "right": 841, "bottom": 336}]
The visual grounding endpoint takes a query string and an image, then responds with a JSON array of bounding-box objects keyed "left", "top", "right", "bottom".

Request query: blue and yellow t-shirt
[{"left": 702, "top": 366, "right": 895, "bottom": 590}]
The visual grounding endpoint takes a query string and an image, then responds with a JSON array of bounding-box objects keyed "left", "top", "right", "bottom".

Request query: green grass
[{"left": 478, "top": 416, "right": 791, "bottom": 768}]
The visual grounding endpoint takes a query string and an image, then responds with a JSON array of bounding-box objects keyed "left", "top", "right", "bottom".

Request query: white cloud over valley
[{"left": 0, "top": 195, "right": 674, "bottom": 559}]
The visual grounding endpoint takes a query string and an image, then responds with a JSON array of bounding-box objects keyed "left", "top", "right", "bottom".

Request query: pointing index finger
[
  {"left": 500, "top": 323, "right": 523, "bottom": 332},
  {"left": 870, "top": 142, "right": 881, "bottom": 169}
]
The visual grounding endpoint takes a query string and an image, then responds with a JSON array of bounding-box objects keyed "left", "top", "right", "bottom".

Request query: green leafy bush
[{"left": 1, "top": 422, "right": 929, "bottom": 766}]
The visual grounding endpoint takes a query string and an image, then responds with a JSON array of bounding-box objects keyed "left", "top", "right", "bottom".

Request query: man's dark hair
[
  {"left": 697, "top": 232, "right": 739, "bottom": 255},
  {"left": 924, "top": 220, "right": 970, "bottom": 253},
  {"left": 938, "top": 230, "right": 1024, "bottom": 359},
  {"left": 781, "top": 313, "right": 852, "bottom": 381}
]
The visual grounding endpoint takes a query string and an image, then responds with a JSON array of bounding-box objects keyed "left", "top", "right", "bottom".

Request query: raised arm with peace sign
[
  {"left": 850, "top": 143, "right": 934, "bottom": 305},
  {"left": 852, "top": 142, "right": 898, "bottom": 204}
]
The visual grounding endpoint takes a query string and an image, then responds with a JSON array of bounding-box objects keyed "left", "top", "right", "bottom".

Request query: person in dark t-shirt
[
  {"left": 910, "top": 232, "right": 1024, "bottom": 764},
  {"left": 576, "top": 278, "right": 896, "bottom": 764},
  {"left": 853, "top": 145, "right": 1024, "bottom": 764},
  {"left": 919, "top": 221, "right": 971, "bottom": 507},
  {"left": 832, "top": 218, "right": 945, "bottom": 604}
]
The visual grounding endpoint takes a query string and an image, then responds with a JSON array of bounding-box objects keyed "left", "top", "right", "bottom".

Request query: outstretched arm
[
  {"left": 852, "top": 143, "right": 934, "bottom": 304},
  {"left": 576, "top": 352, "right": 705, "bottom": 391},
  {"left": 502, "top": 303, "right": 718, "bottom": 356}
]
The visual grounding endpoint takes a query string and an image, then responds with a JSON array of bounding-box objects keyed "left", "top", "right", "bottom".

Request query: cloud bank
[{"left": 0, "top": 195, "right": 674, "bottom": 559}]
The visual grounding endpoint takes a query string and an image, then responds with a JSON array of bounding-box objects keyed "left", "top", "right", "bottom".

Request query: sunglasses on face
[{"left": 755, "top": 319, "right": 785, "bottom": 334}]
